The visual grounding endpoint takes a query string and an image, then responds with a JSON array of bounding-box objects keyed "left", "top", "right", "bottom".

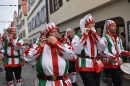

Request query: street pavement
[{"left": 0, "top": 63, "right": 130, "bottom": 86}]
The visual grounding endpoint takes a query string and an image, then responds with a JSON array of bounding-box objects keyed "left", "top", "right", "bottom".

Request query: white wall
[
  {"left": 57, "top": 0, "right": 130, "bottom": 43},
  {"left": 27, "top": 0, "right": 47, "bottom": 43},
  {"left": 49, "top": 0, "right": 117, "bottom": 24}
]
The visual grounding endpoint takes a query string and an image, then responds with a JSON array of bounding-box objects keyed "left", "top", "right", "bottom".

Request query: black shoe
[{"left": 72, "top": 82, "right": 78, "bottom": 86}]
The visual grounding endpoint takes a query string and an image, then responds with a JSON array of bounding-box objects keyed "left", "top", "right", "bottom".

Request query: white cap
[{"left": 102, "top": 20, "right": 116, "bottom": 36}]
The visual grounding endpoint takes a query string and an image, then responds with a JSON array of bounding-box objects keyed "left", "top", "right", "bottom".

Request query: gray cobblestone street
[{"left": 0, "top": 63, "right": 130, "bottom": 86}]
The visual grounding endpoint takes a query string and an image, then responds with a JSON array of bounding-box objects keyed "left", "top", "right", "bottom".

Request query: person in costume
[
  {"left": 24, "top": 22, "right": 75, "bottom": 86},
  {"left": 64, "top": 28, "right": 78, "bottom": 86},
  {"left": 72, "top": 14, "right": 103, "bottom": 86},
  {"left": 0, "top": 27, "right": 24, "bottom": 86},
  {"left": 0, "top": 50, "right": 4, "bottom": 72},
  {"left": 99, "top": 20, "right": 130, "bottom": 86}
]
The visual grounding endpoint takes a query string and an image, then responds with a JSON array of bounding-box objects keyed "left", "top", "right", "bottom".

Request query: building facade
[
  {"left": 47, "top": 0, "right": 130, "bottom": 48},
  {"left": 27, "top": 0, "right": 47, "bottom": 44},
  {"left": 18, "top": 0, "right": 28, "bottom": 42}
]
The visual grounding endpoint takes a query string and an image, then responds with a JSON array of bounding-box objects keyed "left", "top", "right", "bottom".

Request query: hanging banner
[{"left": 0, "top": 4, "right": 26, "bottom": 6}]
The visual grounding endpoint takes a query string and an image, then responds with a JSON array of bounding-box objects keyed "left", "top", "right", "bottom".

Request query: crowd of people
[{"left": 0, "top": 13, "right": 130, "bottom": 86}]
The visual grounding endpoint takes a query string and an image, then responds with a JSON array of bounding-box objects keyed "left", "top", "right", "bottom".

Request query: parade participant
[
  {"left": 0, "top": 50, "right": 3, "bottom": 72},
  {"left": 72, "top": 14, "right": 103, "bottom": 86},
  {"left": 65, "top": 28, "right": 78, "bottom": 86},
  {"left": 100, "top": 20, "right": 130, "bottom": 86},
  {"left": 24, "top": 22, "right": 74, "bottom": 86},
  {"left": 0, "top": 27, "right": 24, "bottom": 86}
]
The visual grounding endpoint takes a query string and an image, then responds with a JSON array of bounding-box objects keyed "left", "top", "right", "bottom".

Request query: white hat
[
  {"left": 44, "top": 22, "right": 58, "bottom": 35},
  {"left": 102, "top": 20, "right": 116, "bottom": 36},
  {"left": 39, "top": 27, "right": 45, "bottom": 37},
  {"left": 9, "top": 27, "right": 17, "bottom": 32},
  {"left": 84, "top": 14, "right": 95, "bottom": 26},
  {"left": 65, "top": 28, "right": 72, "bottom": 35},
  {"left": 79, "top": 18, "right": 85, "bottom": 34},
  {"left": 79, "top": 14, "right": 95, "bottom": 34}
]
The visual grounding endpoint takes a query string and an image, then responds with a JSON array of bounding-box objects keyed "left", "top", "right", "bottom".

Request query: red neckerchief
[
  {"left": 12, "top": 36, "right": 17, "bottom": 40},
  {"left": 46, "top": 41, "right": 54, "bottom": 47}
]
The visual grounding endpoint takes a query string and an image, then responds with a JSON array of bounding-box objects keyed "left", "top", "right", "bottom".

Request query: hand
[
  {"left": 47, "top": 36, "right": 57, "bottom": 44},
  {"left": 90, "top": 27, "right": 96, "bottom": 33},
  {"left": 9, "top": 34, "right": 13, "bottom": 39},
  {"left": 113, "top": 58, "right": 118, "bottom": 63},
  {"left": 83, "top": 28, "right": 89, "bottom": 34},
  {"left": 40, "top": 35, "right": 47, "bottom": 42},
  {"left": 2, "top": 33, "right": 7, "bottom": 39},
  {"left": 39, "top": 35, "right": 46, "bottom": 47},
  {"left": 64, "top": 34, "right": 67, "bottom": 39}
]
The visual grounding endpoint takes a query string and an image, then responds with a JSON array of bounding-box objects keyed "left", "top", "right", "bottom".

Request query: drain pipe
[{"left": 46, "top": 0, "right": 49, "bottom": 23}]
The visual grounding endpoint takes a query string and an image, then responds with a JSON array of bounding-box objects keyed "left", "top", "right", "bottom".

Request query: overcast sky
[{"left": 0, "top": 0, "right": 18, "bottom": 33}]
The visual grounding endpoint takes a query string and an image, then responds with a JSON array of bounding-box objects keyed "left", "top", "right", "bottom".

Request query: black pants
[
  {"left": 68, "top": 61, "right": 76, "bottom": 73},
  {"left": 106, "top": 68, "right": 122, "bottom": 86},
  {"left": 5, "top": 66, "right": 22, "bottom": 81},
  {"left": 79, "top": 71, "right": 100, "bottom": 86}
]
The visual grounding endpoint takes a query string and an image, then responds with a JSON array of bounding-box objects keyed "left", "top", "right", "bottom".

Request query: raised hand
[
  {"left": 39, "top": 35, "right": 46, "bottom": 47},
  {"left": 47, "top": 36, "right": 57, "bottom": 44}
]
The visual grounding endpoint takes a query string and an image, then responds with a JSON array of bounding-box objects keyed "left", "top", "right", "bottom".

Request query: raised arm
[
  {"left": 99, "top": 37, "right": 117, "bottom": 59},
  {"left": 72, "top": 33, "right": 88, "bottom": 54},
  {"left": 24, "top": 44, "right": 43, "bottom": 65},
  {"left": 11, "top": 38, "right": 24, "bottom": 50}
]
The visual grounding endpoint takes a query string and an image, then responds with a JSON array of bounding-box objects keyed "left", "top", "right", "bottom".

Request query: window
[
  {"left": 36, "top": 13, "right": 40, "bottom": 27},
  {"left": 49, "top": 0, "right": 63, "bottom": 14},
  {"left": 28, "top": 22, "right": 31, "bottom": 32},
  {"left": 33, "top": 38, "right": 37, "bottom": 43},
  {"left": 18, "top": 4, "right": 21, "bottom": 9},
  {"left": 31, "top": 0, "right": 35, "bottom": 6},
  {"left": 31, "top": 20, "right": 33, "bottom": 31},
  {"left": 28, "top": 23, "right": 30, "bottom": 32},
  {"left": 19, "top": 12, "right": 22, "bottom": 20},
  {"left": 32, "top": 17, "right": 36, "bottom": 29},
  {"left": 22, "top": 19, "right": 25, "bottom": 25},
  {"left": 20, "top": 22, "right": 22, "bottom": 29},
  {"left": 34, "top": 16, "right": 37, "bottom": 28},
  {"left": 22, "top": 30, "right": 25, "bottom": 37},
  {"left": 20, "top": 32, "right": 23, "bottom": 38},
  {"left": 38, "top": 11, "right": 42, "bottom": 25},
  {"left": 28, "top": 0, "right": 31, "bottom": 11},
  {"left": 29, "top": 39, "right": 32, "bottom": 44},
  {"left": 41, "top": 5, "right": 47, "bottom": 23}
]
